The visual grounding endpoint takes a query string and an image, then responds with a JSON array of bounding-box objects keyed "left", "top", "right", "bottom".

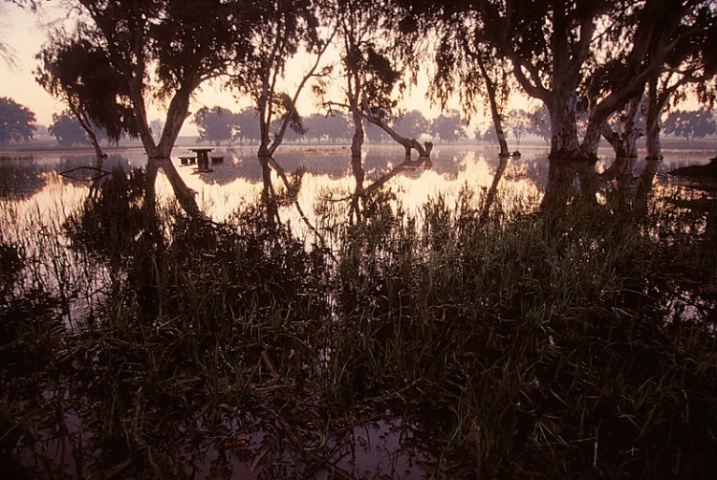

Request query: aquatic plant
[{"left": 0, "top": 166, "right": 715, "bottom": 478}]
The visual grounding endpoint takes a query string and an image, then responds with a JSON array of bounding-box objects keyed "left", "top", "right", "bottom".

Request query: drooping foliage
[{"left": 36, "top": 39, "right": 139, "bottom": 143}]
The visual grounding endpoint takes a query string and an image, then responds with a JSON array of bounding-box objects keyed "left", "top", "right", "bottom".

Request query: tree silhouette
[
  {"left": 393, "top": 110, "right": 430, "bottom": 139},
  {"left": 663, "top": 108, "right": 717, "bottom": 146},
  {"left": 430, "top": 111, "right": 466, "bottom": 143},
  {"left": 48, "top": 112, "right": 89, "bottom": 147},
  {"left": 0, "top": 97, "right": 36, "bottom": 146},
  {"left": 304, "top": 112, "right": 351, "bottom": 144},
  {"left": 44, "top": 0, "right": 265, "bottom": 218},
  {"left": 504, "top": 109, "right": 530, "bottom": 146},
  {"left": 192, "top": 106, "right": 237, "bottom": 146},
  {"left": 398, "top": 0, "right": 716, "bottom": 160},
  {"left": 233, "top": 108, "right": 261, "bottom": 145}
]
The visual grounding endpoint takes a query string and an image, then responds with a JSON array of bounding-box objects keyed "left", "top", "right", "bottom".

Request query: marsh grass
[{"left": 1, "top": 167, "right": 715, "bottom": 478}]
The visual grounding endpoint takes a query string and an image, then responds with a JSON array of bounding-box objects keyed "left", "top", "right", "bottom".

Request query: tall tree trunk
[
  {"left": 645, "top": 78, "right": 664, "bottom": 160},
  {"left": 546, "top": 92, "right": 582, "bottom": 159},
  {"left": 349, "top": 154, "right": 364, "bottom": 224},
  {"left": 350, "top": 107, "right": 364, "bottom": 159},
  {"left": 130, "top": 82, "right": 202, "bottom": 219}
]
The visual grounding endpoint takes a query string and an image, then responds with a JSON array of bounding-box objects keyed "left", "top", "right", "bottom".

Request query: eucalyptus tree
[
  {"left": 319, "top": 0, "right": 431, "bottom": 162},
  {"left": 393, "top": 109, "right": 430, "bottom": 139},
  {"left": 663, "top": 108, "right": 717, "bottom": 146},
  {"left": 321, "top": 0, "right": 392, "bottom": 159},
  {"left": 227, "top": 0, "right": 334, "bottom": 224},
  {"left": 233, "top": 108, "right": 262, "bottom": 144},
  {"left": 39, "top": 0, "right": 260, "bottom": 217},
  {"left": 48, "top": 112, "right": 90, "bottom": 147},
  {"left": 600, "top": 95, "right": 644, "bottom": 158},
  {"left": 401, "top": 0, "right": 714, "bottom": 161},
  {"left": 500, "top": 0, "right": 715, "bottom": 160},
  {"left": 643, "top": 12, "right": 716, "bottom": 159},
  {"left": 504, "top": 109, "right": 530, "bottom": 147},
  {"left": 192, "top": 106, "right": 238, "bottom": 146},
  {"left": 36, "top": 37, "right": 138, "bottom": 160},
  {"left": 303, "top": 111, "right": 351, "bottom": 143},
  {"left": 401, "top": 3, "right": 514, "bottom": 156},
  {"left": 231, "top": 0, "right": 333, "bottom": 159},
  {"left": 316, "top": 0, "right": 432, "bottom": 221},
  {"left": 430, "top": 110, "right": 467, "bottom": 143}
]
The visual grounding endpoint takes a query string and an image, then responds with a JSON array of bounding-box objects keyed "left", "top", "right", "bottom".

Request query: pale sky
[{"left": 0, "top": 2, "right": 515, "bottom": 137}]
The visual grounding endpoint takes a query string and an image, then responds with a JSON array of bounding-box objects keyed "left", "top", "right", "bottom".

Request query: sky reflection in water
[{"left": 2, "top": 144, "right": 714, "bottom": 229}]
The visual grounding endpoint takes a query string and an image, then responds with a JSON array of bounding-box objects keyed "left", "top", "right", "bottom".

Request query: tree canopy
[
  {"left": 192, "top": 106, "right": 239, "bottom": 146},
  {"left": 48, "top": 112, "right": 89, "bottom": 147},
  {"left": 0, "top": 97, "right": 36, "bottom": 146},
  {"left": 13, "top": 0, "right": 717, "bottom": 163},
  {"left": 395, "top": 0, "right": 716, "bottom": 160},
  {"left": 663, "top": 108, "right": 717, "bottom": 146}
]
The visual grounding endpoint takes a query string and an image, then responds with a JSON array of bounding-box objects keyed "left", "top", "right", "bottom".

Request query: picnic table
[{"left": 190, "top": 148, "right": 213, "bottom": 171}]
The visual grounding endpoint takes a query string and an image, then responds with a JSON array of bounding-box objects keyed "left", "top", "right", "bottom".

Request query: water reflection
[
  {"left": 4, "top": 147, "right": 715, "bottom": 242},
  {"left": 3, "top": 147, "right": 715, "bottom": 240},
  {"left": 2, "top": 145, "right": 716, "bottom": 478}
]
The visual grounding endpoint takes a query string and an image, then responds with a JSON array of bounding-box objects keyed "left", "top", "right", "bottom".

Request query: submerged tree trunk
[
  {"left": 350, "top": 105, "right": 364, "bottom": 159},
  {"left": 258, "top": 155, "right": 278, "bottom": 224},
  {"left": 601, "top": 95, "right": 642, "bottom": 159},
  {"left": 645, "top": 78, "right": 664, "bottom": 160},
  {"left": 349, "top": 153, "right": 364, "bottom": 224},
  {"left": 73, "top": 108, "right": 107, "bottom": 163},
  {"left": 130, "top": 83, "right": 202, "bottom": 219}
]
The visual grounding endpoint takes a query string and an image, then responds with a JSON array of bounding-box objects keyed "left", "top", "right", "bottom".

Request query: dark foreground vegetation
[{"left": 1, "top": 166, "right": 716, "bottom": 479}]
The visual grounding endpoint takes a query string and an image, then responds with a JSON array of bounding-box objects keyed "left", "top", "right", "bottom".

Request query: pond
[{"left": 1, "top": 144, "right": 716, "bottom": 479}]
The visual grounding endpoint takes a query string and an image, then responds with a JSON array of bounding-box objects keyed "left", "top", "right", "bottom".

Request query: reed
[{"left": 1, "top": 168, "right": 715, "bottom": 478}]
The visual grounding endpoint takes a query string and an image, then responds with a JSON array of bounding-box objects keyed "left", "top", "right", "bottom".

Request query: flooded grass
[{"left": 1, "top": 160, "right": 716, "bottom": 478}]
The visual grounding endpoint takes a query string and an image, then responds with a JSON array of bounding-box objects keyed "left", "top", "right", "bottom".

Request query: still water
[
  {"left": 2, "top": 144, "right": 712, "bottom": 222},
  {"left": 1, "top": 144, "right": 715, "bottom": 479}
]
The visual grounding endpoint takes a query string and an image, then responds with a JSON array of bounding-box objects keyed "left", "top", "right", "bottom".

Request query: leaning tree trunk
[
  {"left": 74, "top": 108, "right": 106, "bottom": 163},
  {"left": 360, "top": 99, "right": 433, "bottom": 161},
  {"left": 476, "top": 55, "right": 510, "bottom": 157}
]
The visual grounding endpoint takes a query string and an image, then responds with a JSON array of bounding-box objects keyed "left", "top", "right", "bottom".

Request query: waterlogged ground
[{"left": 1, "top": 144, "right": 716, "bottom": 479}]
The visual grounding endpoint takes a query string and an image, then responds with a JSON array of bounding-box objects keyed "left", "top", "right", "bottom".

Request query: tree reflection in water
[{"left": 1, "top": 147, "right": 715, "bottom": 479}]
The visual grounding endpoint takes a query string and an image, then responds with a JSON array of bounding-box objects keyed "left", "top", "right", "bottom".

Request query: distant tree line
[
  {"left": 191, "top": 106, "right": 477, "bottom": 145},
  {"left": 4, "top": 95, "right": 714, "bottom": 150}
]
